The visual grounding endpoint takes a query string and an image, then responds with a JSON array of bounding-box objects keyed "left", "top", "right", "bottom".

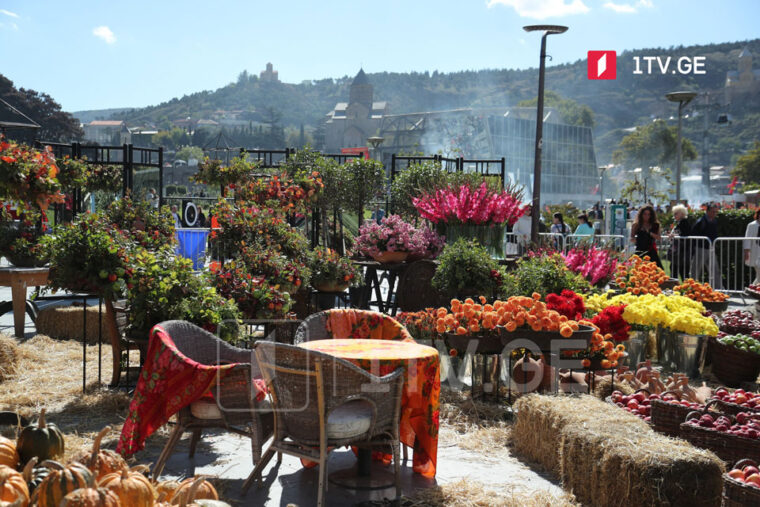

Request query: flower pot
[
  {"left": 371, "top": 251, "right": 408, "bottom": 264},
  {"left": 445, "top": 223, "right": 506, "bottom": 259},
  {"left": 622, "top": 329, "right": 650, "bottom": 367},
  {"left": 657, "top": 328, "right": 709, "bottom": 377},
  {"left": 313, "top": 281, "right": 350, "bottom": 293}
]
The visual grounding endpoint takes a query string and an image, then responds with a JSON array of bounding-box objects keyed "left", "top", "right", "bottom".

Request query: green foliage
[
  {"left": 541, "top": 203, "right": 582, "bottom": 232},
  {"left": 342, "top": 158, "right": 386, "bottom": 221},
  {"left": 733, "top": 141, "right": 760, "bottom": 184},
  {"left": 390, "top": 161, "right": 448, "bottom": 219},
  {"left": 517, "top": 90, "right": 595, "bottom": 128},
  {"left": 105, "top": 196, "right": 176, "bottom": 251},
  {"left": 432, "top": 238, "right": 503, "bottom": 296},
  {"left": 175, "top": 145, "right": 204, "bottom": 164},
  {"left": 309, "top": 246, "right": 362, "bottom": 288},
  {"left": 689, "top": 207, "right": 755, "bottom": 237},
  {"left": 193, "top": 155, "right": 259, "bottom": 188},
  {"left": 500, "top": 255, "right": 591, "bottom": 299},
  {"left": 126, "top": 248, "right": 241, "bottom": 340}
]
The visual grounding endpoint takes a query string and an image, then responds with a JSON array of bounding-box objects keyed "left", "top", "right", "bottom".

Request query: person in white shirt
[
  {"left": 513, "top": 205, "right": 533, "bottom": 251},
  {"left": 745, "top": 208, "right": 760, "bottom": 285},
  {"left": 171, "top": 205, "right": 181, "bottom": 230}
]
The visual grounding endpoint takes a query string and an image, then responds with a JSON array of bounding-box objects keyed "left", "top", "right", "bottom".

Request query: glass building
[{"left": 488, "top": 116, "right": 599, "bottom": 205}]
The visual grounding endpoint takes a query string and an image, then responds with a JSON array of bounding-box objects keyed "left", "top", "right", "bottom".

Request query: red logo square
[{"left": 588, "top": 51, "right": 617, "bottom": 80}]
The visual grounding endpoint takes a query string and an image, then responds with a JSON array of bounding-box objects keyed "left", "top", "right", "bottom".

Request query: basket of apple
[
  {"left": 711, "top": 335, "right": 760, "bottom": 387},
  {"left": 711, "top": 388, "right": 760, "bottom": 416},
  {"left": 681, "top": 409, "right": 760, "bottom": 465},
  {"left": 607, "top": 389, "right": 655, "bottom": 424},
  {"left": 724, "top": 459, "right": 760, "bottom": 507},
  {"left": 745, "top": 284, "right": 760, "bottom": 299},
  {"left": 650, "top": 390, "right": 705, "bottom": 438}
]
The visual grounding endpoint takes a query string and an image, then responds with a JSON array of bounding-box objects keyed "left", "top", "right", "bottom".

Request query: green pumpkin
[
  {"left": 22, "top": 457, "right": 50, "bottom": 494},
  {"left": 16, "top": 409, "right": 64, "bottom": 465},
  {"left": 31, "top": 460, "right": 94, "bottom": 507}
]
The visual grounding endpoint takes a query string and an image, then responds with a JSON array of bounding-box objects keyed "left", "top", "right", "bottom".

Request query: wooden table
[{"left": 0, "top": 267, "right": 49, "bottom": 337}]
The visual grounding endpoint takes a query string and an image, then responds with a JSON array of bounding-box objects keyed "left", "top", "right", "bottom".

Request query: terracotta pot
[
  {"left": 371, "top": 251, "right": 408, "bottom": 263},
  {"left": 313, "top": 281, "right": 350, "bottom": 293}
]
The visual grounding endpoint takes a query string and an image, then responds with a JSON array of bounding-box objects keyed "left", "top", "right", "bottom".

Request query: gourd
[
  {"left": 155, "top": 479, "right": 229, "bottom": 507},
  {"left": 0, "top": 465, "right": 29, "bottom": 507},
  {"left": 70, "top": 427, "right": 127, "bottom": 482},
  {"left": 59, "top": 486, "right": 121, "bottom": 507},
  {"left": 21, "top": 457, "right": 49, "bottom": 494},
  {"left": 16, "top": 409, "right": 64, "bottom": 465},
  {"left": 98, "top": 467, "right": 155, "bottom": 507},
  {"left": 32, "top": 461, "right": 93, "bottom": 507},
  {"left": 0, "top": 438, "right": 18, "bottom": 470},
  {"left": 172, "top": 477, "right": 218, "bottom": 503}
]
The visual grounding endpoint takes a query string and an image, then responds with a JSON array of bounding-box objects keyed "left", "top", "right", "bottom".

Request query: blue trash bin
[{"left": 176, "top": 228, "right": 209, "bottom": 270}]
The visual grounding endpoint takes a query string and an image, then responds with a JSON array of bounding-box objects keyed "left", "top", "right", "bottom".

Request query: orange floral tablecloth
[
  {"left": 324, "top": 309, "right": 415, "bottom": 342},
  {"left": 300, "top": 338, "right": 440, "bottom": 478}
]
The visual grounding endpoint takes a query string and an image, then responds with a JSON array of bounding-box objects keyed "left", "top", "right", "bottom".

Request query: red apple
[
  {"left": 728, "top": 469, "right": 745, "bottom": 481},
  {"left": 744, "top": 466, "right": 760, "bottom": 476},
  {"left": 746, "top": 473, "right": 760, "bottom": 487}
]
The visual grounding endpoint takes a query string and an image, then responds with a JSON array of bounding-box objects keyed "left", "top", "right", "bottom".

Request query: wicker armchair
[
  {"left": 293, "top": 309, "right": 413, "bottom": 345},
  {"left": 242, "top": 341, "right": 404, "bottom": 506},
  {"left": 151, "top": 320, "right": 273, "bottom": 480}
]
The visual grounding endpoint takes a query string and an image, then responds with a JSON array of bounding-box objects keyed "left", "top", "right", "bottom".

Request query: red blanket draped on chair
[{"left": 117, "top": 324, "right": 266, "bottom": 457}]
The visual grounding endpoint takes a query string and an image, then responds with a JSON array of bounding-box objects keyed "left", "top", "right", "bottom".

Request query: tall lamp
[
  {"left": 666, "top": 91, "right": 697, "bottom": 203},
  {"left": 524, "top": 25, "right": 568, "bottom": 244}
]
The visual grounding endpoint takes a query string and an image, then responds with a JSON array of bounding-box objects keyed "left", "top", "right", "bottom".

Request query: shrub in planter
[
  {"left": 126, "top": 248, "right": 241, "bottom": 340},
  {"left": 41, "top": 213, "right": 133, "bottom": 300},
  {"left": 105, "top": 196, "right": 176, "bottom": 251},
  {"left": 0, "top": 136, "right": 63, "bottom": 209},
  {"left": 193, "top": 155, "right": 257, "bottom": 190},
  {"left": 309, "top": 247, "right": 362, "bottom": 291},
  {"left": 0, "top": 205, "right": 48, "bottom": 267},
  {"left": 500, "top": 254, "right": 591, "bottom": 299},
  {"left": 342, "top": 158, "right": 386, "bottom": 221},
  {"left": 237, "top": 247, "right": 311, "bottom": 294},
  {"left": 432, "top": 238, "right": 504, "bottom": 297},
  {"left": 212, "top": 263, "right": 292, "bottom": 320}
]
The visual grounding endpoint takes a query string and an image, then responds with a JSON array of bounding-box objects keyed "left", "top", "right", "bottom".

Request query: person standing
[
  {"left": 512, "top": 205, "right": 533, "bottom": 252},
  {"left": 574, "top": 214, "right": 594, "bottom": 237},
  {"left": 691, "top": 203, "right": 723, "bottom": 289},
  {"left": 744, "top": 208, "right": 760, "bottom": 285},
  {"left": 170, "top": 205, "right": 181, "bottom": 230},
  {"left": 197, "top": 206, "right": 207, "bottom": 228},
  {"left": 630, "top": 204, "right": 663, "bottom": 268},
  {"left": 669, "top": 204, "right": 691, "bottom": 280},
  {"left": 550, "top": 212, "right": 569, "bottom": 250}
]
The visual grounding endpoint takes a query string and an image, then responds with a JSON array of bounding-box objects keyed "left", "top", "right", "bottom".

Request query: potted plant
[
  {"left": 105, "top": 196, "right": 176, "bottom": 251},
  {"left": 309, "top": 247, "right": 362, "bottom": 293},
  {"left": 237, "top": 247, "right": 311, "bottom": 294},
  {"left": 212, "top": 263, "right": 292, "bottom": 320},
  {"left": 0, "top": 205, "right": 49, "bottom": 267},
  {"left": 0, "top": 137, "right": 63, "bottom": 211},
  {"left": 407, "top": 225, "right": 446, "bottom": 262},
  {"left": 431, "top": 238, "right": 504, "bottom": 299},
  {"left": 193, "top": 155, "right": 257, "bottom": 194},
  {"left": 341, "top": 158, "right": 386, "bottom": 224},
  {"left": 499, "top": 254, "right": 591, "bottom": 299},
  {"left": 356, "top": 214, "right": 417, "bottom": 263}
]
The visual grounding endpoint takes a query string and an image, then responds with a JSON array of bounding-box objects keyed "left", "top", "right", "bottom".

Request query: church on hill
[
  {"left": 725, "top": 46, "right": 760, "bottom": 103},
  {"left": 324, "top": 69, "right": 389, "bottom": 152}
]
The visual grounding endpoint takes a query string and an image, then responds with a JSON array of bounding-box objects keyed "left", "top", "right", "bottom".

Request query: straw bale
[
  {"left": 592, "top": 376, "right": 635, "bottom": 400},
  {"left": 0, "top": 334, "right": 19, "bottom": 382},
  {"left": 512, "top": 394, "right": 724, "bottom": 507},
  {"left": 36, "top": 304, "right": 110, "bottom": 344}
]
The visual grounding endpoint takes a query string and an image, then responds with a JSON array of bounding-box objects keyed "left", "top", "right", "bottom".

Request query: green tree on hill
[{"left": 733, "top": 141, "right": 760, "bottom": 184}]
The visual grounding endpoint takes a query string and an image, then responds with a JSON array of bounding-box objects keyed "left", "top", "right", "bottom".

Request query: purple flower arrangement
[{"left": 356, "top": 215, "right": 444, "bottom": 259}]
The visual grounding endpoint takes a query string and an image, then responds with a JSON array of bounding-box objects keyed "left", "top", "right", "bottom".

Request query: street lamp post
[
  {"left": 599, "top": 165, "right": 607, "bottom": 233},
  {"left": 666, "top": 91, "right": 697, "bottom": 203},
  {"left": 524, "top": 25, "right": 568, "bottom": 244}
]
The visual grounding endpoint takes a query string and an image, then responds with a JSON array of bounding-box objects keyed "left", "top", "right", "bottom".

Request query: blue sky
[{"left": 1, "top": 0, "right": 758, "bottom": 111}]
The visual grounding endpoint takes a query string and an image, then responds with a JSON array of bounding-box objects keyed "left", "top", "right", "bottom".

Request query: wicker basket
[
  {"left": 679, "top": 410, "right": 760, "bottom": 465},
  {"left": 723, "top": 459, "right": 760, "bottom": 507},
  {"left": 709, "top": 339, "right": 760, "bottom": 388},
  {"left": 712, "top": 398, "right": 760, "bottom": 417},
  {"left": 702, "top": 300, "right": 729, "bottom": 313},
  {"left": 651, "top": 391, "right": 696, "bottom": 437}
]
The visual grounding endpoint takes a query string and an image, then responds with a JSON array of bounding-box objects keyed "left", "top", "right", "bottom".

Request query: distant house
[
  {"left": 83, "top": 120, "right": 130, "bottom": 144},
  {"left": 325, "top": 69, "right": 389, "bottom": 152}
]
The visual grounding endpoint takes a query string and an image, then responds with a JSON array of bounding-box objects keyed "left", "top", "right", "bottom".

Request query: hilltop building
[
  {"left": 725, "top": 47, "right": 760, "bottom": 103},
  {"left": 260, "top": 63, "right": 280, "bottom": 83},
  {"left": 324, "top": 69, "right": 389, "bottom": 152},
  {"left": 83, "top": 120, "right": 130, "bottom": 144}
]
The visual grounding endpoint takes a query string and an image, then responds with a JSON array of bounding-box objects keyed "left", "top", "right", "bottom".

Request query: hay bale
[
  {"left": 592, "top": 376, "right": 635, "bottom": 400},
  {"left": 513, "top": 394, "right": 725, "bottom": 507},
  {"left": 0, "top": 334, "right": 19, "bottom": 382},
  {"left": 36, "top": 305, "right": 109, "bottom": 344}
]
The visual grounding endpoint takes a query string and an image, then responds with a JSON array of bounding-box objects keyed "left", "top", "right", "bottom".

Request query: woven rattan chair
[
  {"left": 293, "top": 309, "right": 413, "bottom": 345},
  {"left": 242, "top": 341, "right": 404, "bottom": 506},
  {"left": 151, "top": 320, "right": 273, "bottom": 480}
]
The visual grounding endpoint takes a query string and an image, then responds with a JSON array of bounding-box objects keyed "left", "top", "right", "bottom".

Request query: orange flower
[
  {"left": 581, "top": 358, "right": 591, "bottom": 368},
  {"left": 456, "top": 326, "right": 468, "bottom": 335}
]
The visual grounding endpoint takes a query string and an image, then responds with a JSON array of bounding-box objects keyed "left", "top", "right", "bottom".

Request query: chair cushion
[
  {"left": 326, "top": 400, "right": 373, "bottom": 440},
  {"left": 190, "top": 398, "right": 271, "bottom": 420}
]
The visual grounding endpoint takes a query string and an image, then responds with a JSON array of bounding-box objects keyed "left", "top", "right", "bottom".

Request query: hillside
[
  {"left": 72, "top": 107, "right": 135, "bottom": 124},
  {"left": 107, "top": 38, "right": 760, "bottom": 165}
]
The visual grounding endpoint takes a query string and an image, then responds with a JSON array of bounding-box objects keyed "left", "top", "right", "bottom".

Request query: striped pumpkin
[
  {"left": 59, "top": 487, "right": 121, "bottom": 507},
  {"left": 173, "top": 477, "right": 218, "bottom": 503},
  {"left": 70, "top": 427, "right": 127, "bottom": 482},
  {"left": 0, "top": 438, "right": 18, "bottom": 471},
  {"left": 32, "top": 461, "right": 93, "bottom": 507},
  {"left": 98, "top": 468, "right": 155, "bottom": 507},
  {"left": 0, "top": 464, "right": 30, "bottom": 507}
]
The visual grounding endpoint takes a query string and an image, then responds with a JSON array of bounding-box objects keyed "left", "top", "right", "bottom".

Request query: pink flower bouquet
[
  {"left": 562, "top": 245, "right": 618, "bottom": 287},
  {"left": 356, "top": 215, "right": 417, "bottom": 257},
  {"left": 412, "top": 181, "right": 525, "bottom": 226}
]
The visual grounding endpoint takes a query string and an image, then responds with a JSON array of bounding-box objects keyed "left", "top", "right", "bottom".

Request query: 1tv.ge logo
[{"left": 587, "top": 50, "right": 707, "bottom": 80}]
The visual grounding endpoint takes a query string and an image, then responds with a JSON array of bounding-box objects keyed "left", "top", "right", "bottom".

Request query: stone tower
[{"left": 349, "top": 69, "right": 373, "bottom": 108}]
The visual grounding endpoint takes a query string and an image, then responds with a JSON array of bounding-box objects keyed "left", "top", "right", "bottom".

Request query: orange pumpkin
[
  {"left": 0, "top": 465, "right": 29, "bottom": 507},
  {"left": 70, "top": 427, "right": 127, "bottom": 482},
  {"left": 0, "top": 438, "right": 18, "bottom": 470},
  {"left": 167, "top": 479, "right": 228, "bottom": 507},
  {"left": 173, "top": 477, "right": 218, "bottom": 503},
  {"left": 154, "top": 479, "right": 181, "bottom": 503},
  {"left": 33, "top": 461, "right": 93, "bottom": 507},
  {"left": 59, "top": 487, "right": 121, "bottom": 507},
  {"left": 98, "top": 468, "right": 155, "bottom": 507}
]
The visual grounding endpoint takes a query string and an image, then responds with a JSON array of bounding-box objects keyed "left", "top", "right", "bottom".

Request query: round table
[{"left": 299, "top": 338, "right": 440, "bottom": 488}]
